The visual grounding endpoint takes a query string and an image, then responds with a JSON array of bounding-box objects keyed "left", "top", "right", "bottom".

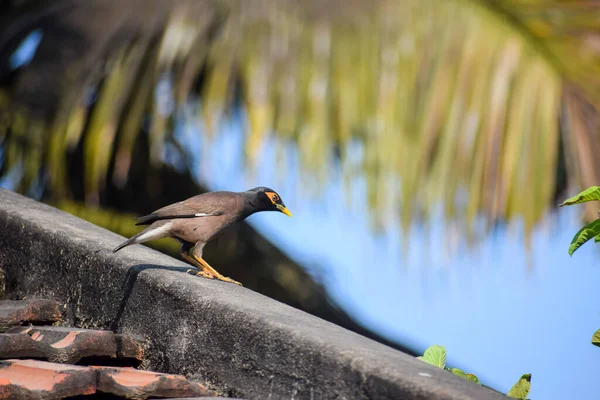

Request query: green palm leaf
[{"left": 1, "top": 0, "right": 600, "bottom": 243}]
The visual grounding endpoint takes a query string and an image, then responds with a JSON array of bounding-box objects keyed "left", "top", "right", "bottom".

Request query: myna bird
[{"left": 113, "top": 187, "right": 292, "bottom": 286}]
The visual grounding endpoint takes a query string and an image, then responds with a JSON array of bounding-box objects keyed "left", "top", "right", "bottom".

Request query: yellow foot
[
  {"left": 215, "top": 275, "right": 243, "bottom": 286},
  {"left": 186, "top": 269, "right": 215, "bottom": 279}
]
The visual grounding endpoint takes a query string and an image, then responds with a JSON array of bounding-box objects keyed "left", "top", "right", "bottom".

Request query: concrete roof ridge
[{"left": 0, "top": 188, "right": 508, "bottom": 399}]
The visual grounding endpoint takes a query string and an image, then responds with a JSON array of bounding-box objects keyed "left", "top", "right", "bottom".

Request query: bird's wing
[{"left": 134, "top": 200, "right": 225, "bottom": 225}]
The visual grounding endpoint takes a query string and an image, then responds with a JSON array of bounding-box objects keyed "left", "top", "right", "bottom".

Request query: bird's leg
[
  {"left": 191, "top": 255, "right": 242, "bottom": 286},
  {"left": 179, "top": 245, "right": 214, "bottom": 280},
  {"left": 191, "top": 245, "right": 242, "bottom": 286}
]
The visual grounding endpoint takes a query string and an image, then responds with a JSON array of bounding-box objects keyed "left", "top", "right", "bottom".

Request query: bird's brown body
[
  {"left": 144, "top": 192, "right": 246, "bottom": 245},
  {"left": 113, "top": 187, "right": 291, "bottom": 285}
]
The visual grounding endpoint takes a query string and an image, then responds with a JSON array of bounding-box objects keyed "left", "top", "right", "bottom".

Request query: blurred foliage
[
  {"left": 560, "top": 186, "right": 600, "bottom": 255},
  {"left": 417, "top": 344, "right": 531, "bottom": 398},
  {"left": 2, "top": 0, "right": 600, "bottom": 244}
]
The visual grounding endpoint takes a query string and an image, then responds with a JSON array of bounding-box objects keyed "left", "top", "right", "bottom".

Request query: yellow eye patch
[{"left": 266, "top": 192, "right": 280, "bottom": 204}]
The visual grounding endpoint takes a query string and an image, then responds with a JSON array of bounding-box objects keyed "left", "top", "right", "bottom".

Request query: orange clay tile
[
  {"left": 0, "top": 333, "right": 47, "bottom": 360},
  {"left": 0, "top": 359, "right": 96, "bottom": 399},
  {"left": 0, "top": 300, "right": 61, "bottom": 332},
  {"left": 0, "top": 361, "right": 217, "bottom": 399},
  {"left": 93, "top": 366, "right": 215, "bottom": 399},
  {"left": 115, "top": 333, "right": 145, "bottom": 361},
  {"left": 5, "top": 326, "right": 143, "bottom": 365}
]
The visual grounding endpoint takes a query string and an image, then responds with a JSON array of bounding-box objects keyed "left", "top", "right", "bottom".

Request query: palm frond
[{"left": 1, "top": 0, "right": 599, "bottom": 242}]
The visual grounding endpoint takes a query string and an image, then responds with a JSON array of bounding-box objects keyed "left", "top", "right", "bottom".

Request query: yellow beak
[{"left": 276, "top": 204, "right": 293, "bottom": 217}]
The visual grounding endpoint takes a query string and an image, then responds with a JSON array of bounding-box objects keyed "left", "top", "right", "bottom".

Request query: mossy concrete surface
[{"left": 0, "top": 189, "right": 508, "bottom": 399}]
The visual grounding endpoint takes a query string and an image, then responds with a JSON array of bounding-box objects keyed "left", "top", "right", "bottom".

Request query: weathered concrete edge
[{"left": 0, "top": 189, "right": 507, "bottom": 400}]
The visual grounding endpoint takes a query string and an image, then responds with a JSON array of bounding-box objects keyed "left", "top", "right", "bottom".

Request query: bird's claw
[
  {"left": 218, "top": 276, "right": 243, "bottom": 286},
  {"left": 185, "top": 269, "right": 242, "bottom": 286},
  {"left": 185, "top": 269, "right": 215, "bottom": 279}
]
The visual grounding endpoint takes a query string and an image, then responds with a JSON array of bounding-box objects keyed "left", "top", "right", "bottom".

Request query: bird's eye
[{"left": 272, "top": 194, "right": 279, "bottom": 202}]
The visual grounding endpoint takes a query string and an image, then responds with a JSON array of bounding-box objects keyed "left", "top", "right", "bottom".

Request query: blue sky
[{"left": 176, "top": 111, "right": 600, "bottom": 399}]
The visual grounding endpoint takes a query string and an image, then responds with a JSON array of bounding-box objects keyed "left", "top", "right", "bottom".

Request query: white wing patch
[
  {"left": 135, "top": 222, "right": 173, "bottom": 243},
  {"left": 194, "top": 213, "right": 211, "bottom": 217}
]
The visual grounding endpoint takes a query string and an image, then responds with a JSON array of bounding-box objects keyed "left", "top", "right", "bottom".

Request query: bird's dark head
[{"left": 243, "top": 187, "right": 292, "bottom": 217}]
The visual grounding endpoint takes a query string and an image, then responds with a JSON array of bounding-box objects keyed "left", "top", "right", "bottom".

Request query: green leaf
[
  {"left": 595, "top": 234, "right": 600, "bottom": 243},
  {"left": 559, "top": 186, "right": 600, "bottom": 207},
  {"left": 591, "top": 329, "right": 600, "bottom": 348},
  {"left": 450, "top": 368, "right": 480, "bottom": 384},
  {"left": 568, "top": 219, "right": 600, "bottom": 256},
  {"left": 418, "top": 345, "right": 447, "bottom": 369},
  {"left": 507, "top": 374, "right": 531, "bottom": 400},
  {"left": 451, "top": 368, "right": 466, "bottom": 378}
]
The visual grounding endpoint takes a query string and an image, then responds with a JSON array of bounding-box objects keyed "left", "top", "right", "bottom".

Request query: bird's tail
[
  {"left": 112, "top": 223, "right": 172, "bottom": 253},
  {"left": 112, "top": 235, "right": 139, "bottom": 253}
]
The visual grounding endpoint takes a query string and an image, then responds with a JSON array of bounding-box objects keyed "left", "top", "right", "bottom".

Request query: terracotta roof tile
[
  {"left": 94, "top": 366, "right": 215, "bottom": 399},
  {"left": 4, "top": 326, "right": 143, "bottom": 365},
  {"left": 0, "top": 300, "right": 61, "bottom": 332},
  {"left": 0, "top": 360, "right": 219, "bottom": 399},
  {"left": 0, "top": 359, "right": 96, "bottom": 399}
]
